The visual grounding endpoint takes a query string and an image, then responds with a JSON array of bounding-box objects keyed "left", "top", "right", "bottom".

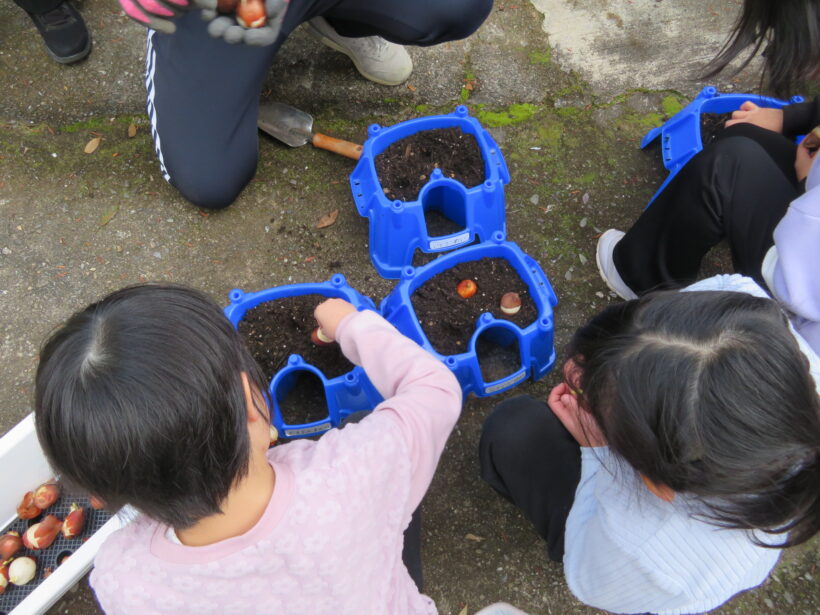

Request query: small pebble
[
  {"left": 582, "top": 192, "right": 589, "bottom": 204},
  {"left": 578, "top": 254, "right": 588, "bottom": 265},
  {"left": 2, "top": 247, "right": 11, "bottom": 255},
  {"left": 529, "top": 194, "right": 539, "bottom": 205},
  {"left": 763, "top": 598, "right": 774, "bottom": 609},
  {"left": 580, "top": 217, "right": 588, "bottom": 228}
]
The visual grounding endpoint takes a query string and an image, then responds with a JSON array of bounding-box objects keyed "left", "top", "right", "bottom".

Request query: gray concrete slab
[{"left": 1, "top": 0, "right": 817, "bottom": 614}]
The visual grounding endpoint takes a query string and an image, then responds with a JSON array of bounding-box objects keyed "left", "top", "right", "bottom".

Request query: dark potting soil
[
  {"left": 239, "top": 295, "right": 354, "bottom": 380},
  {"left": 700, "top": 112, "right": 733, "bottom": 145},
  {"left": 277, "top": 371, "right": 328, "bottom": 427},
  {"left": 375, "top": 127, "right": 485, "bottom": 202},
  {"left": 411, "top": 257, "right": 537, "bottom": 358},
  {"left": 239, "top": 295, "right": 353, "bottom": 428}
]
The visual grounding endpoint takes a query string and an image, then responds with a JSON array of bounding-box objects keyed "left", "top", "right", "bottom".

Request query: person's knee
[
  {"left": 412, "top": 0, "right": 493, "bottom": 45},
  {"left": 164, "top": 151, "right": 257, "bottom": 210},
  {"left": 481, "top": 395, "right": 548, "bottom": 452}
]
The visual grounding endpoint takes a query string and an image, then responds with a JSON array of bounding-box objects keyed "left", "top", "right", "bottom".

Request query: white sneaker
[
  {"left": 596, "top": 229, "right": 638, "bottom": 300},
  {"left": 305, "top": 16, "right": 413, "bottom": 86}
]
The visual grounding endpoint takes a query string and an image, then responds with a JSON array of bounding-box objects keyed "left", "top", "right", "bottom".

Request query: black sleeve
[{"left": 782, "top": 96, "right": 820, "bottom": 138}]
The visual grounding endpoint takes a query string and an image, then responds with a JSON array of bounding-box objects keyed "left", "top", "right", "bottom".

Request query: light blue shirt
[{"left": 563, "top": 275, "right": 818, "bottom": 615}]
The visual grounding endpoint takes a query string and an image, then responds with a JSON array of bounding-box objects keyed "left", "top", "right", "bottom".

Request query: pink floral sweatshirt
[{"left": 89, "top": 310, "right": 462, "bottom": 615}]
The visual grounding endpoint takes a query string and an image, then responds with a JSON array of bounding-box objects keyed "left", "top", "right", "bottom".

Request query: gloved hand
[
  {"left": 205, "top": 0, "right": 288, "bottom": 46},
  {"left": 118, "top": 0, "right": 207, "bottom": 34}
]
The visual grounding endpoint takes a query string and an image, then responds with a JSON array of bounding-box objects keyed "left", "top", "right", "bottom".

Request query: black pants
[
  {"left": 613, "top": 124, "right": 799, "bottom": 294},
  {"left": 340, "top": 411, "right": 424, "bottom": 590},
  {"left": 146, "top": 0, "right": 494, "bottom": 209},
  {"left": 14, "top": 0, "right": 63, "bottom": 14},
  {"left": 479, "top": 395, "right": 581, "bottom": 562}
]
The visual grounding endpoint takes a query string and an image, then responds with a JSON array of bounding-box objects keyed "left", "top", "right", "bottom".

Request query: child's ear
[
  {"left": 563, "top": 357, "right": 584, "bottom": 392},
  {"left": 240, "top": 372, "right": 264, "bottom": 423}
]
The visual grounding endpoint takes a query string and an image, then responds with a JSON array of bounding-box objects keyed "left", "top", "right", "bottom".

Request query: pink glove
[{"left": 118, "top": 0, "right": 201, "bottom": 33}]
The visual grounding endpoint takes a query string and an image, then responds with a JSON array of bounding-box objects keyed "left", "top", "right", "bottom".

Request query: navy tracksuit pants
[{"left": 145, "top": 0, "right": 493, "bottom": 209}]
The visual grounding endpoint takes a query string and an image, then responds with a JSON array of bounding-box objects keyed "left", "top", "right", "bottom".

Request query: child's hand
[
  {"left": 725, "top": 101, "right": 784, "bottom": 133},
  {"left": 547, "top": 382, "right": 606, "bottom": 447},
  {"left": 314, "top": 298, "right": 357, "bottom": 341},
  {"left": 795, "top": 142, "right": 817, "bottom": 182}
]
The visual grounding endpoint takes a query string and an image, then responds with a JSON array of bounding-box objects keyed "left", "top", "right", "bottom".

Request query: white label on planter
[
  {"left": 429, "top": 231, "right": 470, "bottom": 250},
  {"left": 484, "top": 371, "right": 526, "bottom": 394},
  {"left": 285, "top": 422, "right": 331, "bottom": 437}
]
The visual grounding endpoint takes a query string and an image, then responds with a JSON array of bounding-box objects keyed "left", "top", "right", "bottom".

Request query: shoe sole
[
  {"left": 595, "top": 231, "right": 631, "bottom": 300},
  {"left": 305, "top": 27, "right": 410, "bottom": 86},
  {"left": 45, "top": 36, "right": 92, "bottom": 65}
]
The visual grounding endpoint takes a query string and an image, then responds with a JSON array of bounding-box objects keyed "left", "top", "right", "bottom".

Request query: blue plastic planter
[
  {"left": 380, "top": 232, "right": 558, "bottom": 397},
  {"left": 350, "top": 105, "right": 510, "bottom": 279},
  {"left": 641, "top": 86, "right": 803, "bottom": 206},
  {"left": 224, "top": 275, "right": 383, "bottom": 439}
]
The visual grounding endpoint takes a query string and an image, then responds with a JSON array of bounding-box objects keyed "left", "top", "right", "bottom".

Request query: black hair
[
  {"left": 568, "top": 290, "right": 820, "bottom": 547},
  {"left": 701, "top": 0, "right": 820, "bottom": 96},
  {"left": 34, "top": 284, "right": 269, "bottom": 529}
]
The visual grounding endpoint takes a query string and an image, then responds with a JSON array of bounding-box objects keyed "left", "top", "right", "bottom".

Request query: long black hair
[
  {"left": 701, "top": 0, "right": 820, "bottom": 96},
  {"left": 568, "top": 290, "right": 819, "bottom": 547},
  {"left": 35, "top": 284, "right": 269, "bottom": 529}
]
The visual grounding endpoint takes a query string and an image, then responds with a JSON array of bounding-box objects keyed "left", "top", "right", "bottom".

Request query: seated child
[
  {"left": 34, "top": 284, "right": 462, "bottom": 614},
  {"left": 480, "top": 275, "right": 820, "bottom": 615}
]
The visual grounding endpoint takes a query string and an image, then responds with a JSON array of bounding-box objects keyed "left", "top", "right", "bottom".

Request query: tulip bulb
[
  {"left": 500, "top": 292, "right": 522, "bottom": 315},
  {"left": 23, "top": 515, "right": 63, "bottom": 550},
  {"left": 0, "top": 531, "right": 23, "bottom": 561},
  {"left": 9, "top": 556, "right": 37, "bottom": 586},
  {"left": 33, "top": 482, "right": 60, "bottom": 510},
  {"left": 237, "top": 0, "right": 267, "bottom": 28},
  {"left": 456, "top": 279, "right": 478, "bottom": 299},
  {"left": 17, "top": 491, "right": 42, "bottom": 520},
  {"left": 62, "top": 503, "right": 86, "bottom": 539}
]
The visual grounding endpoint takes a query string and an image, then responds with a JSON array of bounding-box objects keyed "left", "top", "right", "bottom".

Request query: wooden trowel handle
[{"left": 312, "top": 133, "right": 363, "bottom": 160}]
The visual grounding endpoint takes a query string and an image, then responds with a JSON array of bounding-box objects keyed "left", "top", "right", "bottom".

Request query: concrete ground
[{"left": 1, "top": 0, "right": 817, "bottom": 613}]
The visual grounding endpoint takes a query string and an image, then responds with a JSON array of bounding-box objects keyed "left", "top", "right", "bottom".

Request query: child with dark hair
[
  {"left": 34, "top": 284, "right": 462, "bottom": 614},
  {"left": 480, "top": 275, "right": 820, "bottom": 615},
  {"left": 596, "top": 0, "right": 820, "bottom": 355}
]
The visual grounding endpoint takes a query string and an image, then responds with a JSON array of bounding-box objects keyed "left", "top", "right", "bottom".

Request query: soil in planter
[
  {"left": 239, "top": 294, "right": 355, "bottom": 381},
  {"left": 411, "top": 258, "right": 537, "bottom": 357},
  {"left": 476, "top": 335, "right": 521, "bottom": 383},
  {"left": 277, "top": 371, "right": 329, "bottom": 427},
  {"left": 375, "top": 127, "right": 485, "bottom": 202},
  {"left": 700, "top": 112, "right": 733, "bottom": 145}
]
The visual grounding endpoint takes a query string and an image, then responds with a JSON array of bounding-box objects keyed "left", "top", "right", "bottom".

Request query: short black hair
[
  {"left": 568, "top": 290, "right": 820, "bottom": 547},
  {"left": 35, "top": 284, "right": 269, "bottom": 529},
  {"left": 702, "top": 0, "right": 820, "bottom": 96}
]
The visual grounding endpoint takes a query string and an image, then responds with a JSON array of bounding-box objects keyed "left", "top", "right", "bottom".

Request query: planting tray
[
  {"left": 224, "top": 275, "right": 383, "bottom": 440},
  {"left": 380, "top": 233, "right": 558, "bottom": 397},
  {"left": 350, "top": 105, "right": 510, "bottom": 278},
  {"left": 0, "top": 414, "right": 125, "bottom": 615},
  {"left": 641, "top": 86, "right": 804, "bottom": 206}
]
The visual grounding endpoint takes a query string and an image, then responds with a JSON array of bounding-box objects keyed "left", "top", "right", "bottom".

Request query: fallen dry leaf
[
  {"left": 458, "top": 606, "right": 468, "bottom": 615},
  {"left": 407, "top": 84, "right": 417, "bottom": 92},
  {"left": 98, "top": 204, "right": 120, "bottom": 227},
  {"left": 84, "top": 137, "right": 101, "bottom": 154},
  {"left": 128, "top": 123, "right": 137, "bottom": 138},
  {"left": 316, "top": 209, "right": 339, "bottom": 229},
  {"left": 465, "top": 533, "right": 484, "bottom": 542}
]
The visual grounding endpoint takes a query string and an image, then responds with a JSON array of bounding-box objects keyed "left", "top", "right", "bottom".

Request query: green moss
[
  {"left": 529, "top": 49, "right": 552, "bottom": 64},
  {"left": 576, "top": 171, "right": 597, "bottom": 185},
  {"left": 382, "top": 97, "right": 397, "bottom": 104},
  {"left": 555, "top": 106, "right": 582, "bottom": 118},
  {"left": 414, "top": 104, "right": 429, "bottom": 113},
  {"left": 477, "top": 103, "right": 538, "bottom": 127},
  {"left": 536, "top": 122, "right": 563, "bottom": 148},
  {"left": 459, "top": 87, "right": 470, "bottom": 103},
  {"left": 639, "top": 111, "right": 664, "bottom": 129},
  {"left": 661, "top": 95, "right": 684, "bottom": 117}
]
